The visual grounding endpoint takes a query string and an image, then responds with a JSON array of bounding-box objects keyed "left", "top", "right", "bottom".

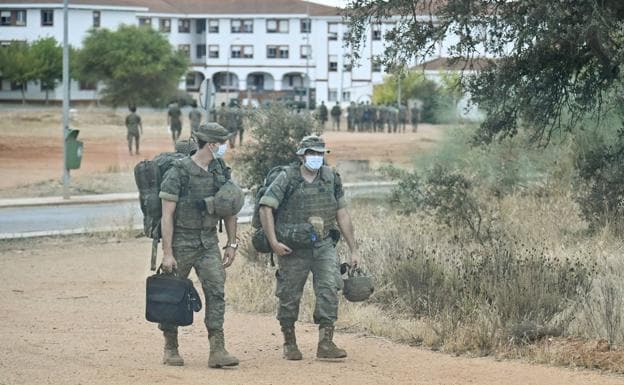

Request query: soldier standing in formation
[
  {"left": 259, "top": 135, "right": 361, "bottom": 361},
  {"left": 125, "top": 105, "right": 143, "bottom": 155},
  {"left": 318, "top": 101, "right": 328, "bottom": 129},
  {"left": 330, "top": 102, "right": 341, "bottom": 131},
  {"left": 159, "top": 123, "right": 240, "bottom": 369},
  {"left": 188, "top": 100, "right": 203, "bottom": 134},
  {"left": 411, "top": 104, "right": 420, "bottom": 132},
  {"left": 167, "top": 101, "right": 183, "bottom": 142},
  {"left": 346, "top": 102, "right": 355, "bottom": 132}
]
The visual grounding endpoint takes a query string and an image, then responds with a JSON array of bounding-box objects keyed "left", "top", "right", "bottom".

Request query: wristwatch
[{"left": 226, "top": 243, "right": 238, "bottom": 250}]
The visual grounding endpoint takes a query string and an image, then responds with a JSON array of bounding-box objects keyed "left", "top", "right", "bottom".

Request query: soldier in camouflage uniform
[
  {"left": 398, "top": 104, "right": 407, "bottom": 133},
  {"left": 188, "top": 100, "right": 203, "bottom": 133},
  {"left": 125, "top": 105, "right": 143, "bottom": 155},
  {"left": 330, "top": 102, "right": 341, "bottom": 131},
  {"left": 317, "top": 101, "right": 328, "bottom": 130},
  {"left": 258, "top": 135, "right": 361, "bottom": 361},
  {"left": 159, "top": 123, "right": 240, "bottom": 369},
  {"left": 346, "top": 102, "right": 355, "bottom": 132},
  {"left": 167, "top": 102, "right": 183, "bottom": 142}
]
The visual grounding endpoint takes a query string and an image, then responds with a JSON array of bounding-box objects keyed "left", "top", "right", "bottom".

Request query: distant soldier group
[
  {"left": 317, "top": 101, "right": 420, "bottom": 133},
  {"left": 215, "top": 102, "right": 246, "bottom": 148}
]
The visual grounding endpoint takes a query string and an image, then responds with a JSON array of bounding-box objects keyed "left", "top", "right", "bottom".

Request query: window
[
  {"left": 342, "top": 91, "right": 351, "bottom": 102},
  {"left": 178, "top": 19, "right": 190, "bottom": 33},
  {"left": 231, "top": 19, "right": 253, "bottom": 33},
  {"left": 138, "top": 17, "right": 151, "bottom": 26},
  {"left": 344, "top": 55, "right": 352, "bottom": 72},
  {"left": 178, "top": 44, "right": 190, "bottom": 58},
  {"left": 79, "top": 80, "right": 96, "bottom": 91},
  {"left": 267, "top": 45, "right": 288, "bottom": 59},
  {"left": 1, "top": 10, "right": 27, "bottom": 26},
  {"left": 372, "top": 57, "right": 382, "bottom": 72},
  {"left": 11, "top": 81, "right": 25, "bottom": 91},
  {"left": 93, "top": 11, "right": 100, "bottom": 28},
  {"left": 41, "top": 10, "right": 53, "bottom": 26},
  {"left": 328, "top": 89, "right": 338, "bottom": 102},
  {"left": 208, "top": 45, "right": 219, "bottom": 58},
  {"left": 159, "top": 18, "right": 171, "bottom": 32},
  {"left": 300, "top": 18, "right": 311, "bottom": 33},
  {"left": 267, "top": 19, "right": 288, "bottom": 33},
  {"left": 328, "top": 55, "right": 338, "bottom": 72},
  {"left": 328, "top": 23, "right": 338, "bottom": 40},
  {"left": 208, "top": 19, "right": 219, "bottom": 33},
  {"left": 300, "top": 45, "right": 311, "bottom": 59},
  {"left": 196, "top": 19, "right": 205, "bottom": 34},
  {"left": 231, "top": 45, "right": 253, "bottom": 58},
  {"left": 196, "top": 44, "right": 206, "bottom": 58},
  {"left": 372, "top": 24, "right": 382, "bottom": 40}
]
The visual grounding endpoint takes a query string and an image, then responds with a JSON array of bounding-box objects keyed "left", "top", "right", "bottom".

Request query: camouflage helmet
[
  {"left": 174, "top": 139, "right": 198, "bottom": 155},
  {"left": 342, "top": 267, "right": 374, "bottom": 302},
  {"left": 296, "top": 134, "right": 331, "bottom": 155},
  {"left": 203, "top": 180, "right": 245, "bottom": 218},
  {"left": 193, "top": 122, "right": 231, "bottom": 143}
]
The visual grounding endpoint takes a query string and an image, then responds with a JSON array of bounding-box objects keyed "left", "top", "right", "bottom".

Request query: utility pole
[{"left": 62, "top": 0, "right": 70, "bottom": 199}]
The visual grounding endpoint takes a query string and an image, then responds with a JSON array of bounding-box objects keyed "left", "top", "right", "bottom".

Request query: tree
[
  {"left": 30, "top": 37, "right": 63, "bottom": 104},
  {"left": 74, "top": 25, "right": 188, "bottom": 106},
  {"left": 0, "top": 41, "right": 36, "bottom": 104},
  {"left": 345, "top": 0, "right": 624, "bottom": 144}
]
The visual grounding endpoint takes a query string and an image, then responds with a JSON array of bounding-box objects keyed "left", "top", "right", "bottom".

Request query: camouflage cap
[
  {"left": 295, "top": 134, "right": 330, "bottom": 155},
  {"left": 193, "top": 122, "right": 231, "bottom": 143},
  {"left": 174, "top": 139, "right": 198, "bottom": 155}
]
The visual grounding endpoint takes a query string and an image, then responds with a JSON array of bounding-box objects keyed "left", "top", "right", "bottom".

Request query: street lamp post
[{"left": 62, "top": 0, "right": 70, "bottom": 199}]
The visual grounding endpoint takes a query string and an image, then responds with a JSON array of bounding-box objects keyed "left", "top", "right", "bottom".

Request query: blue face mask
[
  {"left": 304, "top": 155, "right": 323, "bottom": 171},
  {"left": 212, "top": 143, "right": 227, "bottom": 158}
]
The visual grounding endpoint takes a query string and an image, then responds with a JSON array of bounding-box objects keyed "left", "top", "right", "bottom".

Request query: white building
[{"left": 0, "top": 0, "right": 455, "bottom": 106}]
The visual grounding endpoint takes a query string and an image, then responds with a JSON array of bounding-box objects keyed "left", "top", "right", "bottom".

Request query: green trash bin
[{"left": 65, "top": 129, "right": 83, "bottom": 170}]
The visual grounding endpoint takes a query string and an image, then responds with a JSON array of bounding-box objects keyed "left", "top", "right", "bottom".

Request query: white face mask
[
  {"left": 212, "top": 143, "right": 227, "bottom": 158},
  {"left": 304, "top": 155, "right": 324, "bottom": 171}
]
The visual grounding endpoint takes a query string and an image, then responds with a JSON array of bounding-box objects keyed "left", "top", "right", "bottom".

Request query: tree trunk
[
  {"left": 21, "top": 84, "right": 26, "bottom": 105},
  {"left": 45, "top": 89, "right": 50, "bottom": 105}
]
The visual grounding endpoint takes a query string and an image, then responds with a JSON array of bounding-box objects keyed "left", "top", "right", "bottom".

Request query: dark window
[
  {"left": 178, "top": 19, "right": 190, "bottom": 33},
  {"left": 196, "top": 19, "right": 205, "bottom": 34},
  {"left": 328, "top": 55, "right": 338, "bottom": 72},
  {"left": 279, "top": 46, "right": 289, "bottom": 59},
  {"left": 196, "top": 44, "right": 206, "bottom": 58},
  {"left": 300, "top": 18, "right": 311, "bottom": 33},
  {"left": 372, "top": 24, "right": 382, "bottom": 40},
  {"left": 208, "top": 19, "right": 219, "bottom": 33},
  {"left": 93, "top": 11, "right": 100, "bottom": 28},
  {"left": 1, "top": 10, "right": 26, "bottom": 26},
  {"left": 11, "top": 81, "right": 25, "bottom": 91},
  {"left": 267, "top": 45, "right": 277, "bottom": 59},
  {"left": 41, "top": 10, "right": 53, "bottom": 26},
  {"left": 372, "top": 60, "right": 382, "bottom": 72},
  {"left": 79, "top": 80, "right": 96, "bottom": 91},
  {"left": 159, "top": 18, "right": 171, "bottom": 33},
  {"left": 208, "top": 45, "right": 219, "bottom": 58},
  {"left": 138, "top": 17, "right": 151, "bottom": 26}
]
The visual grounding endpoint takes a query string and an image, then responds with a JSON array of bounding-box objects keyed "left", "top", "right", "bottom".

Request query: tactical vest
[
  {"left": 173, "top": 157, "right": 229, "bottom": 231},
  {"left": 275, "top": 165, "right": 338, "bottom": 236}
]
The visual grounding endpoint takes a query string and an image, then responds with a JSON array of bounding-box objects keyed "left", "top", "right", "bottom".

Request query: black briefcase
[{"left": 146, "top": 267, "right": 202, "bottom": 326}]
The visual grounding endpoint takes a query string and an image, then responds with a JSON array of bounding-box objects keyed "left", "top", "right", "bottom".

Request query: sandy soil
[
  {"left": 0, "top": 107, "right": 443, "bottom": 190},
  {"left": 1, "top": 235, "right": 623, "bottom": 385}
]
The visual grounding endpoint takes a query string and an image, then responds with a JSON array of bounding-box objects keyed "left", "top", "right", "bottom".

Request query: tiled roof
[{"left": 0, "top": 0, "right": 341, "bottom": 16}]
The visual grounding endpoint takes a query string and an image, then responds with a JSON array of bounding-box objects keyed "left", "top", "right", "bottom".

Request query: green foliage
[
  {"left": 346, "top": 0, "right": 624, "bottom": 143},
  {"left": 373, "top": 71, "right": 457, "bottom": 123},
  {"left": 235, "top": 103, "right": 320, "bottom": 187},
  {"left": 30, "top": 37, "right": 63, "bottom": 103},
  {"left": 74, "top": 25, "right": 188, "bottom": 106},
  {"left": 0, "top": 41, "right": 36, "bottom": 103}
]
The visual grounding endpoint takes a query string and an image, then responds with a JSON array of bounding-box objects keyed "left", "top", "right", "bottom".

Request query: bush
[{"left": 236, "top": 103, "right": 320, "bottom": 187}]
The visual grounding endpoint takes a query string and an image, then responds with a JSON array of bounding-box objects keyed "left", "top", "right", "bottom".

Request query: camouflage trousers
[
  {"left": 276, "top": 239, "right": 342, "bottom": 328},
  {"left": 159, "top": 237, "right": 226, "bottom": 333}
]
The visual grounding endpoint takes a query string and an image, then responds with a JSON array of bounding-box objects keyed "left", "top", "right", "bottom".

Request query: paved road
[{"left": 0, "top": 182, "right": 394, "bottom": 239}]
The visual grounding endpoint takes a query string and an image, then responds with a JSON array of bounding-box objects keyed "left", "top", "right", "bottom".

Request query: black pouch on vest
[{"left": 146, "top": 267, "right": 202, "bottom": 326}]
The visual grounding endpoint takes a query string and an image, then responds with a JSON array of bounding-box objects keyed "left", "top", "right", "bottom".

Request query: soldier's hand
[
  {"left": 271, "top": 242, "right": 292, "bottom": 257},
  {"left": 349, "top": 250, "right": 361, "bottom": 268},
  {"left": 162, "top": 254, "right": 177, "bottom": 273},
  {"left": 222, "top": 246, "right": 236, "bottom": 268}
]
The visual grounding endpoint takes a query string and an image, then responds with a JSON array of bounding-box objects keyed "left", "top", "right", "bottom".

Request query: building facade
[{"left": 0, "top": 0, "right": 453, "bottom": 106}]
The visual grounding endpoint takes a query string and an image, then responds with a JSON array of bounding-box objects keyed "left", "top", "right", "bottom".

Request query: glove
[{"left": 195, "top": 199, "right": 207, "bottom": 212}]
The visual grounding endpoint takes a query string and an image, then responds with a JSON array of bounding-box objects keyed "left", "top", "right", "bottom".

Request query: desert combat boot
[
  {"left": 208, "top": 330, "right": 239, "bottom": 368},
  {"left": 316, "top": 325, "right": 347, "bottom": 359},
  {"left": 282, "top": 326, "right": 303, "bottom": 360},
  {"left": 162, "top": 331, "right": 184, "bottom": 366}
]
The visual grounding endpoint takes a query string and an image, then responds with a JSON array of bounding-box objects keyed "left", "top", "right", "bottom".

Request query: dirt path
[
  {"left": 1, "top": 236, "right": 622, "bottom": 385},
  {"left": 0, "top": 108, "right": 443, "bottom": 190}
]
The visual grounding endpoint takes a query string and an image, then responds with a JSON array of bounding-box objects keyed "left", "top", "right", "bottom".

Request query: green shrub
[{"left": 235, "top": 103, "right": 320, "bottom": 187}]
